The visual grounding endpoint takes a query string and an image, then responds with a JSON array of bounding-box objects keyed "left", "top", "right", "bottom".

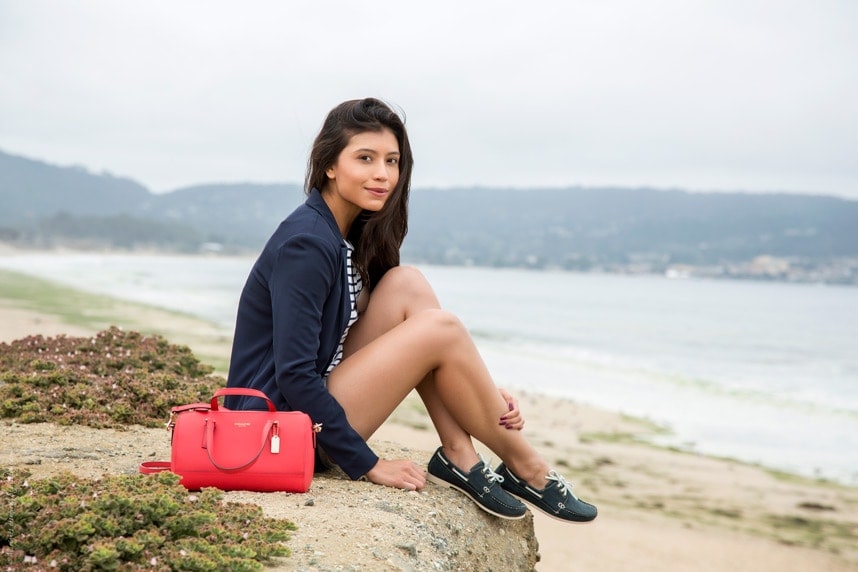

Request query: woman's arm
[{"left": 269, "top": 233, "right": 378, "bottom": 479}]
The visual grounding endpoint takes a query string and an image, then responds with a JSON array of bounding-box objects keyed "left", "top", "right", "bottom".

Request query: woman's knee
[
  {"left": 376, "top": 266, "right": 438, "bottom": 307},
  {"left": 412, "top": 308, "right": 469, "bottom": 346},
  {"left": 380, "top": 265, "right": 429, "bottom": 289}
]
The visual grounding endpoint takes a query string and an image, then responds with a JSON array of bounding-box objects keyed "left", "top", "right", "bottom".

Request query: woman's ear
[{"left": 326, "top": 166, "right": 336, "bottom": 180}]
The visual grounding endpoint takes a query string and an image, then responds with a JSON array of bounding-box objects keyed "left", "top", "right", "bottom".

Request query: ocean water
[{"left": 1, "top": 253, "right": 856, "bottom": 485}]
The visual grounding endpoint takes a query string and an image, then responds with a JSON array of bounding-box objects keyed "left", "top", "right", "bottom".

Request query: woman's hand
[
  {"left": 365, "top": 458, "right": 427, "bottom": 491},
  {"left": 498, "top": 388, "right": 525, "bottom": 430}
]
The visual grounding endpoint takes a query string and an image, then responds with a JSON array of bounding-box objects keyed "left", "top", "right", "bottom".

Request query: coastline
[
  {"left": 1, "top": 273, "right": 857, "bottom": 570},
  {"left": 0, "top": 267, "right": 232, "bottom": 372},
  {"left": 5, "top": 252, "right": 856, "bottom": 485}
]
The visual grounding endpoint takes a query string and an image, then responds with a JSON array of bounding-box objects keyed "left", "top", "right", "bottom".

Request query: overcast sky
[{"left": 1, "top": 0, "right": 856, "bottom": 198}]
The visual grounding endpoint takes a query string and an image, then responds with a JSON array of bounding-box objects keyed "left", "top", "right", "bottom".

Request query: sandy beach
[{"left": 1, "top": 295, "right": 857, "bottom": 570}]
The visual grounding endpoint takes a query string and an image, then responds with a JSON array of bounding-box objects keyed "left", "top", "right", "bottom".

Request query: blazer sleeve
[{"left": 269, "top": 232, "right": 379, "bottom": 480}]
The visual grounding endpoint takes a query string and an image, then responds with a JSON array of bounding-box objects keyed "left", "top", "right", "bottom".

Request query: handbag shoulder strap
[{"left": 172, "top": 403, "right": 210, "bottom": 414}]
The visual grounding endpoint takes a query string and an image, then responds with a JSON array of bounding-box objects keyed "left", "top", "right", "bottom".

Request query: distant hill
[
  {"left": 0, "top": 150, "right": 304, "bottom": 251},
  {"left": 406, "top": 187, "right": 858, "bottom": 268},
  {"left": 1, "top": 148, "right": 857, "bottom": 283},
  {"left": 0, "top": 150, "right": 150, "bottom": 224},
  {"left": 137, "top": 182, "right": 305, "bottom": 247}
]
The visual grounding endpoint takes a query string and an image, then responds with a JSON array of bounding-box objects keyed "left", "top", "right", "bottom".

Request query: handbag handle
[
  {"left": 210, "top": 388, "right": 276, "bottom": 412},
  {"left": 204, "top": 418, "right": 275, "bottom": 472}
]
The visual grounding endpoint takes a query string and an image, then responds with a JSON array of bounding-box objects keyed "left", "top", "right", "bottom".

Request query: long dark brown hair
[{"left": 305, "top": 98, "right": 414, "bottom": 290}]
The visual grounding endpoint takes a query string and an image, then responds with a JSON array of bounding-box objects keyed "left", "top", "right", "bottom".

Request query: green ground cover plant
[
  {"left": 0, "top": 327, "right": 224, "bottom": 427},
  {"left": 0, "top": 469, "right": 295, "bottom": 571},
  {"left": 0, "top": 328, "right": 298, "bottom": 570}
]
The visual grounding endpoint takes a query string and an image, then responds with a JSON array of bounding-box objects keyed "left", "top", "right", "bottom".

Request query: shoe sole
[
  {"left": 427, "top": 474, "right": 527, "bottom": 520},
  {"left": 504, "top": 490, "right": 597, "bottom": 524}
]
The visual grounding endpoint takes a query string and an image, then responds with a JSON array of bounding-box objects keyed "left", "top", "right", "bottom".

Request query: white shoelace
[
  {"left": 478, "top": 454, "right": 505, "bottom": 484},
  {"left": 546, "top": 470, "right": 578, "bottom": 499}
]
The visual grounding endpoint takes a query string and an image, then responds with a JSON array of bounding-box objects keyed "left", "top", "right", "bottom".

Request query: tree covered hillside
[{"left": 2, "top": 148, "right": 857, "bottom": 283}]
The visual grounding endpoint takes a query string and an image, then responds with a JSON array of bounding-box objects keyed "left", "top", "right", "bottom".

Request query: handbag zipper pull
[{"left": 270, "top": 421, "right": 280, "bottom": 454}]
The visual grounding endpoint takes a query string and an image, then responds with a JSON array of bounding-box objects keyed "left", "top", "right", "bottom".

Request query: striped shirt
[{"left": 325, "top": 239, "right": 362, "bottom": 376}]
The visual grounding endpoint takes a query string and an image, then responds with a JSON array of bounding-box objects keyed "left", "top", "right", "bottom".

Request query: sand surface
[{"left": 1, "top": 301, "right": 857, "bottom": 571}]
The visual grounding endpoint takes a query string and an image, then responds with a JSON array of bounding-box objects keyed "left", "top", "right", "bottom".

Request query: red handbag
[{"left": 140, "top": 388, "right": 318, "bottom": 493}]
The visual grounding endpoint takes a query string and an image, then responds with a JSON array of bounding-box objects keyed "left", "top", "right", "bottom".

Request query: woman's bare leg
[
  {"left": 327, "top": 266, "right": 550, "bottom": 486},
  {"left": 338, "top": 266, "right": 480, "bottom": 470}
]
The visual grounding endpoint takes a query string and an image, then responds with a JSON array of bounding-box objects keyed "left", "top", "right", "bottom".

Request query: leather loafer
[{"left": 427, "top": 447, "right": 527, "bottom": 520}]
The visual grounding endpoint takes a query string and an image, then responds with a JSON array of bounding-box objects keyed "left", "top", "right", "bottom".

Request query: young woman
[{"left": 225, "top": 98, "right": 597, "bottom": 523}]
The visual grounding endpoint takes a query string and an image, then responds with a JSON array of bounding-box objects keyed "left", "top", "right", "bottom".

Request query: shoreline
[
  {"left": 3, "top": 265, "right": 846, "bottom": 486},
  {"left": 4, "top": 255, "right": 857, "bottom": 486},
  {"left": 2, "top": 271, "right": 858, "bottom": 570},
  {"left": 0, "top": 267, "right": 232, "bottom": 371},
  {"left": 0, "top": 266, "right": 854, "bottom": 486},
  {"left": 2, "top": 243, "right": 857, "bottom": 288}
]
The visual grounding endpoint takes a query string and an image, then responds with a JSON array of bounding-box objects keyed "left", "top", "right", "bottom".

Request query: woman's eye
[
  {"left": 387, "top": 158, "right": 398, "bottom": 165},
  {"left": 359, "top": 155, "right": 372, "bottom": 162}
]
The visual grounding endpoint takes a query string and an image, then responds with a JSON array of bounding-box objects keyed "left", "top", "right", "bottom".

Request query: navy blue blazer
[{"left": 225, "top": 189, "right": 378, "bottom": 480}]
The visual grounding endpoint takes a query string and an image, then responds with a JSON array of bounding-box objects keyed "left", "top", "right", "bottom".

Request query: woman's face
[{"left": 324, "top": 128, "right": 400, "bottom": 215}]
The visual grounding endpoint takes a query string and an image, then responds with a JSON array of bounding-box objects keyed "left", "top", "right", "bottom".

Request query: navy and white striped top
[{"left": 325, "top": 239, "right": 362, "bottom": 376}]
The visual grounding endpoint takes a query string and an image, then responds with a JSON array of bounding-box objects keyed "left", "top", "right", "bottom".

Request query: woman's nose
[{"left": 373, "top": 163, "right": 389, "bottom": 180}]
